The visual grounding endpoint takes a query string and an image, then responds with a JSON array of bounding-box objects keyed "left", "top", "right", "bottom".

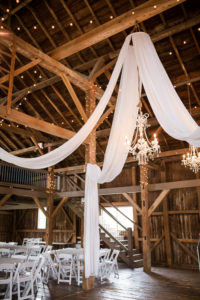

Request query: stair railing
[
  {"left": 66, "top": 175, "right": 136, "bottom": 265},
  {"left": 74, "top": 173, "right": 142, "bottom": 231}
]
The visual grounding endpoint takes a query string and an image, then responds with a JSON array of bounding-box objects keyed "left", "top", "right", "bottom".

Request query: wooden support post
[
  {"left": 72, "top": 213, "right": 77, "bottom": 244},
  {"left": 161, "top": 162, "right": 172, "bottom": 266},
  {"left": 46, "top": 166, "right": 54, "bottom": 245},
  {"left": 12, "top": 211, "right": 17, "bottom": 242},
  {"left": 82, "top": 82, "right": 96, "bottom": 290},
  {"left": 132, "top": 167, "right": 139, "bottom": 249},
  {"left": 7, "top": 36, "right": 16, "bottom": 115},
  {"left": 46, "top": 194, "right": 53, "bottom": 246},
  {"left": 140, "top": 165, "right": 151, "bottom": 273},
  {"left": 127, "top": 227, "right": 133, "bottom": 267}
]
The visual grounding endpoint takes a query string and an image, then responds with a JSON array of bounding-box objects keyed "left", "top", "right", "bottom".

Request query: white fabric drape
[
  {"left": 1, "top": 31, "right": 200, "bottom": 278},
  {"left": 0, "top": 34, "right": 132, "bottom": 169},
  {"left": 132, "top": 32, "right": 200, "bottom": 147},
  {"left": 84, "top": 46, "right": 139, "bottom": 277}
]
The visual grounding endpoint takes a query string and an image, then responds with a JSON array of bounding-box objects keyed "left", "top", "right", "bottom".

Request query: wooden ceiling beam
[
  {"left": 0, "top": 14, "right": 199, "bottom": 105},
  {"left": 50, "top": 0, "right": 185, "bottom": 60},
  {"left": 0, "top": 104, "right": 90, "bottom": 143},
  {"left": 0, "top": 59, "right": 41, "bottom": 85}
]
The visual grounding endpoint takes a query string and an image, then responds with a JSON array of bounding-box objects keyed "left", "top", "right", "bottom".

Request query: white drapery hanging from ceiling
[{"left": 0, "top": 32, "right": 200, "bottom": 277}]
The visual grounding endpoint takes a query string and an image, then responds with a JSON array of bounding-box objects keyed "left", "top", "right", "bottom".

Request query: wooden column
[
  {"left": 72, "top": 213, "right": 77, "bottom": 245},
  {"left": 140, "top": 165, "right": 151, "bottom": 272},
  {"left": 161, "top": 162, "right": 172, "bottom": 266},
  {"left": 46, "top": 167, "right": 54, "bottom": 245},
  {"left": 132, "top": 167, "right": 139, "bottom": 249},
  {"left": 82, "top": 83, "right": 96, "bottom": 290},
  {"left": 12, "top": 210, "right": 17, "bottom": 242}
]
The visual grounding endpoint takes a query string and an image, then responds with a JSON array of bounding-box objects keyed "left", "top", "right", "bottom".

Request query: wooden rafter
[
  {"left": 49, "top": 0, "right": 185, "bottom": 60},
  {"left": 7, "top": 36, "right": 16, "bottom": 114},
  {"left": 148, "top": 190, "right": 170, "bottom": 217}
]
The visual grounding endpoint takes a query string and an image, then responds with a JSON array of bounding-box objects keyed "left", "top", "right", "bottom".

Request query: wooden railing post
[{"left": 127, "top": 227, "right": 133, "bottom": 268}]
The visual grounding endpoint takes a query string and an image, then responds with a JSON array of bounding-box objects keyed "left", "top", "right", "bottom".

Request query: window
[
  {"left": 99, "top": 206, "right": 133, "bottom": 236},
  {"left": 37, "top": 208, "right": 47, "bottom": 229}
]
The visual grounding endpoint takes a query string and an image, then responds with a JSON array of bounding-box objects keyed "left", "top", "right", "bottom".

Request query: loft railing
[{"left": 0, "top": 163, "right": 60, "bottom": 190}]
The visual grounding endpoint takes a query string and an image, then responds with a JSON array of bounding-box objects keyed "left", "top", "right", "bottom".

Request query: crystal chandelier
[
  {"left": 181, "top": 145, "right": 200, "bottom": 173},
  {"left": 180, "top": 85, "right": 200, "bottom": 173},
  {"left": 126, "top": 108, "right": 161, "bottom": 165}
]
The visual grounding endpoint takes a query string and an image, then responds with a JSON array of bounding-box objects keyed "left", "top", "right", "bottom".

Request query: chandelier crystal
[
  {"left": 126, "top": 108, "right": 161, "bottom": 165},
  {"left": 181, "top": 145, "right": 200, "bottom": 173}
]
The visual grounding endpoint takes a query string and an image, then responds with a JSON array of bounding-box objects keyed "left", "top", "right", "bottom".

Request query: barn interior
[{"left": 0, "top": 0, "right": 200, "bottom": 299}]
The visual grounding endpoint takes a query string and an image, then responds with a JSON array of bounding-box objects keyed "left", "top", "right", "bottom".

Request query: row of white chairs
[
  {"left": 41, "top": 248, "right": 120, "bottom": 287},
  {"left": 0, "top": 256, "right": 46, "bottom": 300},
  {"left": 0, "top": 245, "right": 52, "bottom": 258}
]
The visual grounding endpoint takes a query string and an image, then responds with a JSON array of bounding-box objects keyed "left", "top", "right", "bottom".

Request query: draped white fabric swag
[{"left": 1, "top": 32, "right": 200, "bottom": 277}]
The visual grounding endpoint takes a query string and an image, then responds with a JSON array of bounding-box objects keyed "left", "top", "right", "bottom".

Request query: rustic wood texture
[{"left": 35, "top": 266, "right": 200, "bottom": 299}]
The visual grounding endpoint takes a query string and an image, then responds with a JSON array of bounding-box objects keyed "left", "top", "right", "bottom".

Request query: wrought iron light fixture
[{"left": 126, "top": 107, "right": 160, "bottom": 165}]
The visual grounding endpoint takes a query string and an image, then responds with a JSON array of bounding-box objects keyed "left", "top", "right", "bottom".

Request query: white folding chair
[
  {"left": 76, "top": 254, "right": 84, "bottom": 286},
  {"left": 0, "top": 248, "right": 11, "bottom": 257},
  {"left": 14, "top": 248, "right": 28, "bottom": 256},
  {"left": 0, "top": 263, "right": 15, "bottom": 300},
  {"left": 105, "top": 249, "right": 120, "bottom": 278},
  {"left": 98, "top": 251, "right": 108, "bottom": 281},
  {"left": 57, "top": 253, "right": 75, "bottom": 285},
  {"left": 43, "top": 252, "right": 58, "bottom": 281},
  {"left": 14, "top": 261, "right": 36, "bottom": 300},
  {"left": 11, "top": 254, "right": 28, "bottom": 261}
]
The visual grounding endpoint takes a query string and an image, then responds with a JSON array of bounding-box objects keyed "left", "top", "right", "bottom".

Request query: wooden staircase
[{"left": 67, "top": 197, "right": 143, "bottom": 268}]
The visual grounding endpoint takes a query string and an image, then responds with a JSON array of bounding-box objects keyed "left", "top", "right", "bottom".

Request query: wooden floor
[{"left": 35, "top": 264, "right": 200, "bottom": 300}]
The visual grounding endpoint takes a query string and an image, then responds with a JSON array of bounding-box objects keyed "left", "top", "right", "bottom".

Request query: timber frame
[{"left": 0, "top": 0, "right": 200, "bottom": 290}]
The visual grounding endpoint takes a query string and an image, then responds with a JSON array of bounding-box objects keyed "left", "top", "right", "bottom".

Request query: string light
[
  {"left": 69, "top": 22, "right": 73, "bottom": 26},
  {"left": 110, "top": 15, "right": 113, "bottom": 19},
  {"left": 153, "top": 5, "right": 157, "bottom": 8},
  {"left": 51, "top": 25, "right": 55, "bottom": 29},
  {"left": 33, "top": 25, "right": 37, "bottom": 30},
  {"left": 16, "top": 0, "right": 20, "bottom": 3},
  {"left": 20, "top": 75, "right": 24, "bottom": 79},
  {"left": 89, "top": 20, "right": 93, "bottom": 24},
  {"left": 1, "top": 17, "right": 5, "bottom": 21},
  {"left": 39, "top": 75, "right": 42, "bottom": 79},
  {"left": 183, "top": 40, "right": 187, "bottom": 44},
  {"left": 0, "top": 26, "right": 4, "bottom": 29},
  {"left": 6, "top": 9, "right": 10, "bottom": 13},
  {"left": 34, "top": 70, "right": 37, "bottom": 74},
  {"left": 17, "top": 27, "right": 20, "bottom": 31},
  {"left": 169, "top": 51, "right": 172, "bottom": 55}
]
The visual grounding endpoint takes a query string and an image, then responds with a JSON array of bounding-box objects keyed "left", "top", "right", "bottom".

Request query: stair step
[
  {"left": 133, "top": 254, "right": 143, "bottom": 260},
  {"left": 133, "top": 259, "right": 143, "bottom": 268}
]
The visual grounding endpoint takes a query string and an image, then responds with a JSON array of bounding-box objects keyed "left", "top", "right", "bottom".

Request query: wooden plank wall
[
  {"left": 0, "top": 161, "right": 199, "bottom": 268},
  {"left": 9, "top": 205, "right": 75, "bottom": 245},
  {"left": 0, "top": 212, "right": 13, "bottom": 242}
]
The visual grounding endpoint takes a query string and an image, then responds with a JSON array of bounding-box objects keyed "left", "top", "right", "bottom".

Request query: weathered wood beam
[
  {"left": 0, "top": 194, "right": 12, "bottom": 206},
  {"left": 51, "top": 196, "right": 68, "bottom": 218},
  {"left": 161, "top": 162, "right": 172, "bottom": 266},
  {"left": 88, "top": 57, "right": 105, "bottom": 81},
  {"left": 50, "top": 0, "right": 185, "bottom": 60},
  {"left": 33, "top": 196, "right": 48, "bottom": 217},
  {"left": 151, "top": 234, "right": 165, "bottom": 252},
  {"left": 0, "top": 105, "right": 90, "bottom": 143},
  {"left": 0, "top": 59, "right": 41, "bottom": 85},
  {"left": 170, "top": 232, "right": 198, "bottom": 263},
  {"left": 61, "top": 207, "right": 73, "bottom": 227},
  {"left": 7, "top": 36, "right": 16, "bottom": 114},
  {"left": 60, "top": 73, "right": 88, "bottom": 122},
  {"left": 140, "top": 165, "right": 151, "bottom": 272},
  {"left": 148, "top": 189, "right": 170, "bottom": 216},
  {"left": 122, "top": 192, "right": 142, "bottom": 213}
]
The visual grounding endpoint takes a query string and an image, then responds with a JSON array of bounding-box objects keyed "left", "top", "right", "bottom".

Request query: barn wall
[
  {"left": 0, "top": 205, "right": 76, "bottom": 245},
  {"left": 0, "top": 212, "right": 13, "bottom": 242}
]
